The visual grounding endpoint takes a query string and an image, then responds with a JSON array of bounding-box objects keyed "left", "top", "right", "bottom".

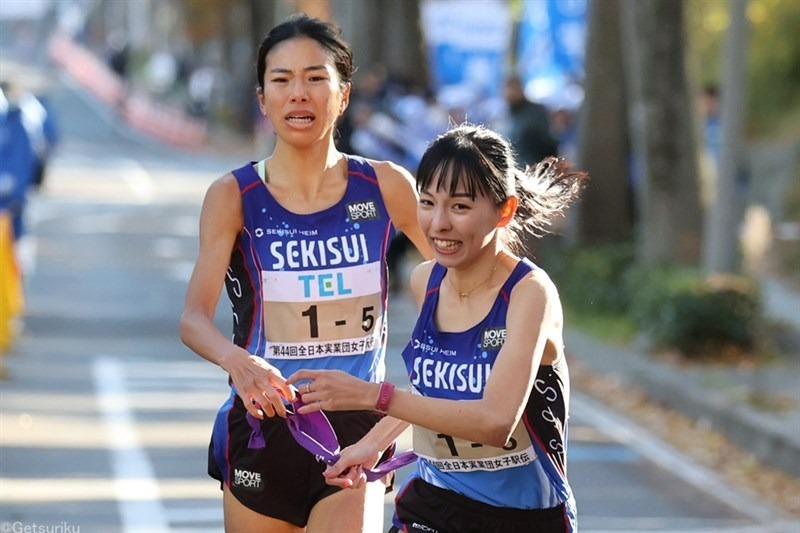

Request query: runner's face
[
  {"left": 257, "top": 37, "right": 349, "bottom": 147},
  {"left": 417, "top": 174, "right": 502, "bottom": 267}
]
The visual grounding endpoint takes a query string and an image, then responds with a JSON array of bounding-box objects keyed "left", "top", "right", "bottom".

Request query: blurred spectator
[
  {"left": 19, "top": 91, "right": 58, "bottom": 190},
  {"left": 551, "top": 108, "right": 577, "bottom": 162},
  {"left": 187, "top": 65, "right": 216, "bottom": 118},
  {"left": 105, "top": 30, "right": 131, "bottom": 111},
  {"left": 0, "top": 82, "right": 37, "bottom": 240},
  {"left": 145, "top": 50, "right": 178, "bottom": 96},
  {"left": 700, "top": 83, "right": 749, "bottom": 206},
  {"left": 701, "top": 84, "right": 721, "bottom": 169},
  {"left": 107, "top": 30, "right": 131, "bottom": 81},
  {"left": 503, "top": 76, "right": 558, "bottom": 167}
]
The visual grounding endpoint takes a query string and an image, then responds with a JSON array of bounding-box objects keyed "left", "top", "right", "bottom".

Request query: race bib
[
  {"left": 261, "top": 262, "right": 383, "bottom": 359},
  {"left": 413, "top": 422, "right": 536, "bottom": 472}
]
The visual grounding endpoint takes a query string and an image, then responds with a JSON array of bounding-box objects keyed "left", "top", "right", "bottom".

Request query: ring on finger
[{"left": 306, "top": 382, "right": 312, "bottom": 394}]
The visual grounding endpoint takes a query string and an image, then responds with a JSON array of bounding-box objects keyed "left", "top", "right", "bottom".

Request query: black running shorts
[
  {"left": 392, "top": 477, "right": 570, "bottom": 533},
  {"left": 208, "top": 394, "right": 388, "bottom": 527}
]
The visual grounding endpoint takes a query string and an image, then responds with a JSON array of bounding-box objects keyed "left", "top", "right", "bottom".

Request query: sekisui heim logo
[
  {"left": 233, "top": 467, "right": 264, "bottom": 491},
  {"left": 346, "top": 200, "right": 379, "bottom": 221},
  {"left": 481, "top": 327, "right": 506, "bottom": 349}
]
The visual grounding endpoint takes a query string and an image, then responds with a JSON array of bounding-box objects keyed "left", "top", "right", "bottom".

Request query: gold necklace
[{"left": 447, "top": 263, "right": 498, "bottom": 299}]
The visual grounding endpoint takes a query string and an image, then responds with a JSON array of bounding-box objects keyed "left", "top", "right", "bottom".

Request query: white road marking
[
  {"left": 153, "top": 237, "right": 183, "bottom": 259},
  {"left": 168, "top": 261, "right": 196, "bottom": 282},
  {"left": 117, "top": 158, "right": 156, "bottom": 203},
  {"left": 165, "top": 507, "right": 223, "bottom": 525},
  {"left": 94, "top": 357, "right": 170, "bottom": 533}
]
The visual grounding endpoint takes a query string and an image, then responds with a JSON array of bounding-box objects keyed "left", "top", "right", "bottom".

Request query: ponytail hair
[
  {"left": 416, "top": 123, "right": 587, "bottom": 255},
  {"left": 507, "top": 156, "right": 586, "bottom": 253}
]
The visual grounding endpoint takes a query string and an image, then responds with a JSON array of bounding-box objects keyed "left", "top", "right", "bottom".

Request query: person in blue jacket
[
  {"left": 290, "top": 123, "right": 586, "bottom": 532},
  {"left": 0, "top": 83, "right": 37, "bottom": 240}
]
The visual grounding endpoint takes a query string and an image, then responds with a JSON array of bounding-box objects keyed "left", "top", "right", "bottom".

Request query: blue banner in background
[
  {"left": 420, "top": 0, "right": 512, "bottom": 104},
  {"left": 516, "top": 0, "right": 588, "bottom": 109}
]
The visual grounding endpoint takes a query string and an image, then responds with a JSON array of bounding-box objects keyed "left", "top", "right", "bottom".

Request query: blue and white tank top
[
  {"left": 400, "top": 259, "right": 573, "bottom": 510},
  {"left": 225, "top": 155, "right": 395, "bottom": 383}
]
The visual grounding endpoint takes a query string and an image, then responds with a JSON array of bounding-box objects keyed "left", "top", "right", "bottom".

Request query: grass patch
[{"left": 564, "top": 306, "right": 636, "bottom": 345}]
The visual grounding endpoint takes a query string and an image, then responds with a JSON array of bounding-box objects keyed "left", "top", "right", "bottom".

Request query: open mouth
[
  {"left": 432, "top": 238, "right": 460, "bottom": 252},
  {"left": 286, "top": 114, "right": 314, "bottom": 124}
]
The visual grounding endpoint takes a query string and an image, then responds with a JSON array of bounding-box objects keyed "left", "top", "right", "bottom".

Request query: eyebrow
[
  {"left": 268, "top": 64, "right": 329, "bottom": 74},
  {"left": 420, "top": 189, "right": 472, "bottom": 199}
]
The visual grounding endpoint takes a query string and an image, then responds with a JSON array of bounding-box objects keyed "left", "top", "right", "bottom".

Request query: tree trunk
[
  {"left": 620, "top": 0, "right": 703, "bottom": 265},
  {"left": 576, "top": 0, "right": 633, "bottom": 245},
  {"left": 334, "top": 0, "right": 428, "bottom": 89},
  {"left": 702, "top": 0, "right": 749, "bottom": 275}
]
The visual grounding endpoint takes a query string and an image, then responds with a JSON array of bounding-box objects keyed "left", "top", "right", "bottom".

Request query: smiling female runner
[
  {"left": 180, "top": 14, "right": 431, "bottom": 533},
  {"left": 290, "top": 123, "right": 586, "bottom": 532}
]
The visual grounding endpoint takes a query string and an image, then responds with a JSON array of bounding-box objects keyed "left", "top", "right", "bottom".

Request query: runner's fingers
[
  {"left": 323, "top": 457, "right": 351, "bottom": 479},
  {"left": 352, "top": 465, "right": 367, "bottom": 489},
  {"left": 259, "top": 396, "right": 277, "bottom": 418},
  {"left": 324, "top": 475, "right": 352, "bottom": 488},
  {"left": 243, "top": 394, "right": 265, "bottom": 419},
  {"left": 268, "top": 373, "right": 296, "bottom": 403},
  {"left": 260, "top": 388, "right": 286, "bottom": 418},
  {"left": 324, "top": 465, "right": 362, "bottom": 489},
  {"left": 286, "top": 369, "right": 319, "bottom": 387},
  {"left": 296, "top": 398, "right": 322, "bottom": 414}
]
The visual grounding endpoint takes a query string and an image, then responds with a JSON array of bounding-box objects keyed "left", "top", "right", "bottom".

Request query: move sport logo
[
  {"left": 233, "top": 467, "right": 264, "bottom": 491},
  {"left": 346, "top": 200, "right": 379, "bottom": 221},
  {"left": 481, "top": 327, "right": 506, "bottom": 349}
]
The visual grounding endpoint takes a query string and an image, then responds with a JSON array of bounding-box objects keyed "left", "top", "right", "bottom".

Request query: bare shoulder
[
  {"left": 365, "top": 158, "right": 422, "bottom": 237},
  {"left": 206, "top": 172, "right": 240, "bottom": 200},
  {"left": 201, "top": 172, "right": 242, "bottom": 212},
  {"left": 409, "top": 260, "right": 437, "bottom": 306},
  {"left": 367, "top": 158, "right": 415, "bottom": 191},
  {"left": 367, "top": 158, "right": 411, "bottom": 179},
  {"left": 200, "top": 172, "right": 242, "bottom": 230},
  {"left": 410, "top": 260, "right": 436, "bottom": 286},
  {"left": 510, "top": 267, "right": 560, "bottom": 305}
]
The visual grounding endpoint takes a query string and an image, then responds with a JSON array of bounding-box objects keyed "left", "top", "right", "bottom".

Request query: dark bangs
[{"left": 416, "top": 134, "right": 500, "bottom": 202}]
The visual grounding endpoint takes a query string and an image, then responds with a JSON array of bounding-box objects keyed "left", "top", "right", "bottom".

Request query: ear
[
  {"left": 497, "top": 197, "right": 518, "bottom": 228},
  {"left": 256, "top": 87, "right": 267, "bottom": 115},
  {"left": 339, "top": 83, "right": 351, "bottom": 116}
]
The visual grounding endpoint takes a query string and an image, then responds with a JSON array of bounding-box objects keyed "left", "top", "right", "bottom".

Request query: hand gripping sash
[{"left": 245, "top": 397, "right": 417, "bottom": 482}]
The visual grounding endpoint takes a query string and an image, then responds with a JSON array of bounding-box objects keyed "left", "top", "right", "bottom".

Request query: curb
[{"left": 565, "top": 329, "right": 800, "bottom": 478}]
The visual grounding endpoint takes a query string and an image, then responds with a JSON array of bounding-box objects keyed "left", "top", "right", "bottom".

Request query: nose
[
  {"left": 289, "top": 78, "right": 308, "bottom": 102},
  {"left": 430, "top": 205, "right": 451, "bottom": 232}
]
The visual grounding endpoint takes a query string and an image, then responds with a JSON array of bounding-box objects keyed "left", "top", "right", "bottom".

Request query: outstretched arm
[{"left": 288, "top": 271, "right": 559, "bottom": 448}]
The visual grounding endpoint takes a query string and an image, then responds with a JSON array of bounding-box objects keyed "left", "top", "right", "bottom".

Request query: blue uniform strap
[{"left": 231, "top": 162, "right": 262, "bottom": 193}]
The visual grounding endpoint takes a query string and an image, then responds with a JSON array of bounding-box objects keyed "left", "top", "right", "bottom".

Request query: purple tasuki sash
[{"left": 245, "top": 397, "right": 417, "bottom": 482}]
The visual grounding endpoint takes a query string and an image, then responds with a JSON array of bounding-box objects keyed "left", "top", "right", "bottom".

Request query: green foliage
[
  {"left": 640, "top": 273, "right": 763, "bottom": 357},
  {"left": 746, "top": 0, "right": 800, "bottom": 135},
  {"left": 545, "top": 242, "right": 635, "bottom": 316},
  {"left": 563, "top": 304, "right": 637, "bottom": 345},
  {"left": 547, "top": 244, "right": 764, "bottom": 359},
  {"left": 623, "top": 263, "right": 699, "bottom": 333},
  {"left": 687, "top": 0, "right": 800, "bottom": 137}
]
